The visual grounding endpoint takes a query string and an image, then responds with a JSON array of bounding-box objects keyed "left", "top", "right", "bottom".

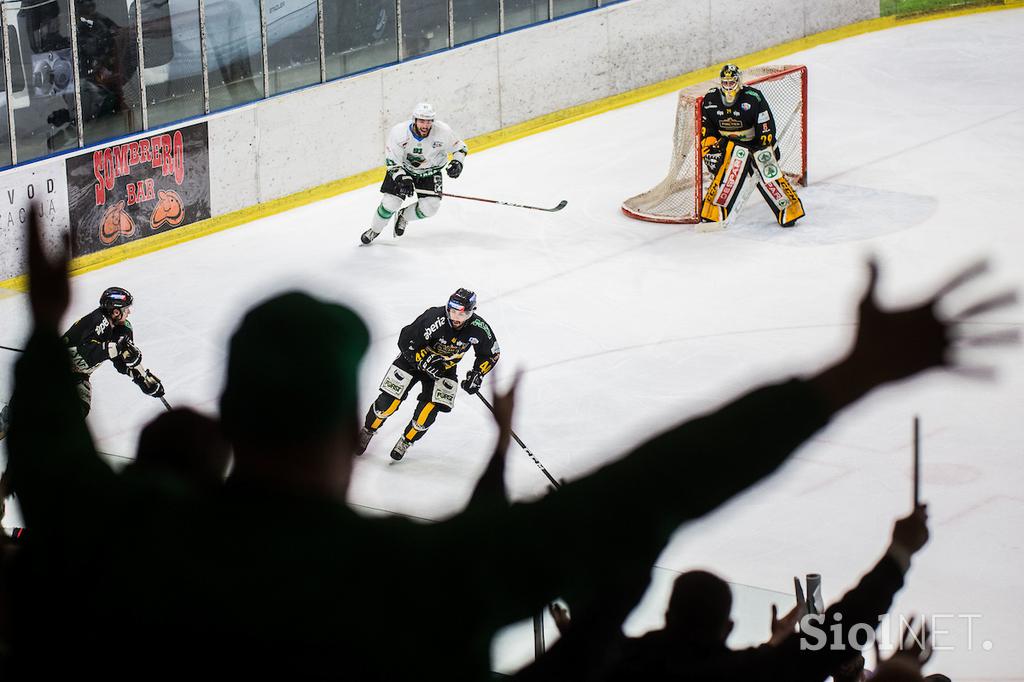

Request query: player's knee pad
[
  {"left": 416, "top": 196, "right": 441, "bottom": 219},
  {"left": 379, "top": 364, "right": 414, "bottom": 400},
  {"left": 380, "top": 193, "right": 404, "bottom": 214},
  {"left": 430, "top": 377, "right": 457, "bottom": 411},
  {"left": 371, "top": 394, "right": 400, "bottom": 419}
]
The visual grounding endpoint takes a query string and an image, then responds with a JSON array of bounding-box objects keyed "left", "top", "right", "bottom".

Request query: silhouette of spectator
[
  {"left": 130, "top": 407, "right": 231, "bottom": 490},
  {"left": 872, "top": 618, "right": 934, "bottom": 682},
  {"left": 4, "top": 203, "right": 1015, "bottom": 681},
  {"left": 604, "top": 506, "right": 931, "bottom": 682}
]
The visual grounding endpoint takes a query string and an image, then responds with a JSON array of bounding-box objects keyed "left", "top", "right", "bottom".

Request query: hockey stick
[
  {"left": 0, "top": 344, "right": 24, "bottom": 353},
  {"left": 475, "top": 392, "right": 562, "bottom": 490},
  {"left": 419, "top": 189, "right": 573, "bottom": 210},
  {"left": 442, "top": 192, "right": 569, "bottom": 210}
]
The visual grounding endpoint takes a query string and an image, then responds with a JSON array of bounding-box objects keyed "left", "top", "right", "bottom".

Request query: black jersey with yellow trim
[
  {"left": 398, "top": 306, "right": 501, "bottom": 375},
  {"left": 701, "top": 86, "right": 777, "bottom": 147}
]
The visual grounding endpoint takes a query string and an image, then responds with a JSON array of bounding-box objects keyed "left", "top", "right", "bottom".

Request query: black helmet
[
  {"left": 447, "top": 288, "right": 477, "bottom": 313},
  {"left": 99, "top": 286, "right": 133, "bottom": 311}
]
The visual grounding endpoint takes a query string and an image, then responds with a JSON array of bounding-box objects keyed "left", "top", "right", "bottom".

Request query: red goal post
[{"left": 621, "top": 65, "right": 808, "bottom": 224}]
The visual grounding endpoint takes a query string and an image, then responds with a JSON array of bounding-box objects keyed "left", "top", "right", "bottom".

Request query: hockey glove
[
  {"left": 391, "top": 169, "right": 416, "bottom": 199},
  {"left": 461, "top": 370, "right": 483, "bottom": 395},
  {"left": 132, "top": 369, "right": 165, "bottom": 398},
  {"left": 417, "top": 354, "right": 444, "bottom": 378},
  {"left": 700, "top": 135, "right": 719, "bottom": 155},
  {"left": 446, "top": 159, "right": 463, "bottom": 179},
  {"left": 118, "top": 339, "right": 142, "bottom": 368}
]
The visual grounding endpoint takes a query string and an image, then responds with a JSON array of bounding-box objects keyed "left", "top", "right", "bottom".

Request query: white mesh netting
[{"left": 622, "top": 65, "right": 807, "bottom": 224}]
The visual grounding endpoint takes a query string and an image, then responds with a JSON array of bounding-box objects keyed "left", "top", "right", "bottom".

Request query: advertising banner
[
  {"left": 0, "top": 159, "right": 71, "bottom": 281},
  {"left": 65, "top": 122, "right": 211, "bottom": 257}
]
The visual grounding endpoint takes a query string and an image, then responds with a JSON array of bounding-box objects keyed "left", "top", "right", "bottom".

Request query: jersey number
[{"left": 759, "top": 134, "right": 773, "bottom": 146}]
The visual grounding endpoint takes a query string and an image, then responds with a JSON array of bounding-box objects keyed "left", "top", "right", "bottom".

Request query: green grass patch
[{"left": 880, "top": 0, "right": 1005, "bottom": 17}]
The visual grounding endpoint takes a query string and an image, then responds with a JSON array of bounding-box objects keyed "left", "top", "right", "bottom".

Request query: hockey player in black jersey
[
  {"left": 357, "top": 288, "right": 500, "bottom": 461},
  {"left": 62, "top": 286, "right": 165, "bottom": 415},
  {"left": 700, "top": 64, "right": 805, "bottom": 227}
]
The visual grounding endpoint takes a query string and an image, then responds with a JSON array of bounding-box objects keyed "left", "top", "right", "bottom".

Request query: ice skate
[
  {"left": 393, "top": 213, "right": 408, "bottom": 238},
  {"left": 390, "top": 437, "right": 412, "bottom": 461},
  {"left": 360, "top": 227, "right": 381, "bottom": 245},
  {"left": 355, "top": 427, "right": 374, "bottom": 456}
]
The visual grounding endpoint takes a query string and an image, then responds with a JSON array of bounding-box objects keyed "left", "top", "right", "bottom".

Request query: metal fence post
[{"left": 1, "top": 2, "right": 18, "bottom": 164}]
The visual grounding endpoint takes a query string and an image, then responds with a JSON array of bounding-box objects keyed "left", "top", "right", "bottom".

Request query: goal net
[{"left": 621, "top": 65, "right": 807, "bottom": 224}]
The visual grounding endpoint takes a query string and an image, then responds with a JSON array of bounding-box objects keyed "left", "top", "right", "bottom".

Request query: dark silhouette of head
[
  {"left": 872, "top": 657, "right": 926, "bottom": 682},
  {"left": 665, "top": 570, "right": 734, "bottom": 648},
  {"left": 220, "top": 291, "right": 369, "bottom": 498},
  {"left": 135, "top": 408, "right": 230, "bottom": 488}
]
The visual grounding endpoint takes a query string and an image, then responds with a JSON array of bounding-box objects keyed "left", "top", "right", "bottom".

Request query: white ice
[{"left": 2, "top": 8, "right": 1023, "bottom": 679}]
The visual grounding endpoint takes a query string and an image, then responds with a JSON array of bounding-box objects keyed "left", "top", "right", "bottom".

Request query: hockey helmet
[
  {"left": 412, "top": 102, "right": 436, "bottom": 121},
  {"left": 719, "top": 64, "right": 741, "bottom": 96},
  {"left": 446, "top": 287, "right": 477, "bottom": 326},
  {"left": 99, "top": 286, "right": 133, "bottom": 311}
]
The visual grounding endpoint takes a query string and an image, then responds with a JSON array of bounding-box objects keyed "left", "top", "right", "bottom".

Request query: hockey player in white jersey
[{"left": 360, "top": 103, "right": 468, "bottom": 244}]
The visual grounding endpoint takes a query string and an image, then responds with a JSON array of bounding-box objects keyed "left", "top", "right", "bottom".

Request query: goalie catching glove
[
  {"left": 131, "top": 368, "right": 165, "bottom": 398},
  {"left": 461, "top": 370, "right": 483, "bottom": 395}
]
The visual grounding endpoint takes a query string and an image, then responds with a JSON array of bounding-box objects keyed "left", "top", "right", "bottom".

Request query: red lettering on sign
[{"left": 93, "top": 151, "right": 106, "bottom": 205}]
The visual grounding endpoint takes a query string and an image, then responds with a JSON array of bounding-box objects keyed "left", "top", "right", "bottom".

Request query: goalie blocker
[{"left": 700, "top": 140, "right": 805, "bottom": 226}]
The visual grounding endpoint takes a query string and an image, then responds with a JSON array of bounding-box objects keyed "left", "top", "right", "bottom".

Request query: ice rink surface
[{"left": 2, "top": 8, "right": 1023, "bottom": 679}]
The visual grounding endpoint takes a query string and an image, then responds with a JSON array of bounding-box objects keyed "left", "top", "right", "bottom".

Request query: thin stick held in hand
[
  {"left": 913, "top": 416, "right": 921, "bottom": 507},
  {"left": 476, "top": 392, "right": 561, "bottom": 490},
  {"left": 439, "top": 191, "right": 567, "bottom": 213},
  {"left": 160, "top": 397, "right": 172, "bottom": 411}
]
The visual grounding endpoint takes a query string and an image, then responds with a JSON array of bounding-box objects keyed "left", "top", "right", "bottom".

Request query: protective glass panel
[
  {"left": 453, "top": 0, "right": 497, "bottom": 46},
  {"left": 552, "top": 0, "right": 595, "bottom": 19},
  {"left": 76, "top": 0, "right": 143, "bottom": 145},
  {"left": 399, "top": 0, "right": 446, "bottom": 60},
  {"left": 502, "top": 0, "right": 547, "bottom": 31},
  {"left": 204, "top": 0, "right": 264, "bottom": 111},
  {"left": 141, "top": 0, "right": 204, "bottom": 127},
  {"left": 0, "top": 30, "right": 12, "bottom": 167},
  {"left": 265, "top": 0, "right": 320, "bottom": 95},
  {"left": 323, "top": 0, "right": 397, "bottom": 80},
  {"left": 5, "top": 0, "right": 80, "bottom": 163}
]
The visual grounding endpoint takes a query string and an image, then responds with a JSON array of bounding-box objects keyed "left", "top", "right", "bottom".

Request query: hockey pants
[
  {"left": 700, "top": 140, "right": 805, "bottom": 225},
  {"left": 363, "top": 355, "right": 456, "bottom": 444},
  {"left": 371, "top": 171, "right": 444, "bottom": 232}
]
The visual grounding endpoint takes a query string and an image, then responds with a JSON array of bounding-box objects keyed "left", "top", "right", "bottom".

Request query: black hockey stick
[
  {"left": 442, "top": 191, "right": 569, "bottom": 212},
  {"left": 415, "top": 188, "right": 569, "bottom": 212},
  {"left": 476, "top": 392, "right": 561, "bottom": 490},
  {"left": 0, "top": 344, "right": 24, "bottom": 353}
]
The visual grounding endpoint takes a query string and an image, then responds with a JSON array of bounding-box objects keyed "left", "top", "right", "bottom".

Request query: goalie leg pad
[
  {"left": 755, "top": 176, "right": 805, "bottom": 226},
  {"left": 700, "top": 142, "right": 753, "bottom": 222}
]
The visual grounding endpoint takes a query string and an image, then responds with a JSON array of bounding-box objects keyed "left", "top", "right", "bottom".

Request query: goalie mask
[{"left": 719, "top": 64, "right": 741, "bottom": 103}]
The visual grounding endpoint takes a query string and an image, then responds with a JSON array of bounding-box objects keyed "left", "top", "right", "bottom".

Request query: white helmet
[{"left": 411, "top": 102, "right": 436, "bottom": 121}]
